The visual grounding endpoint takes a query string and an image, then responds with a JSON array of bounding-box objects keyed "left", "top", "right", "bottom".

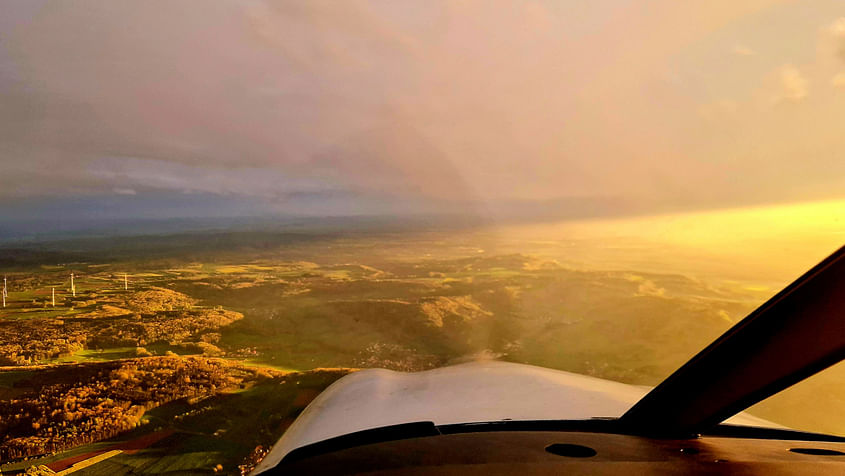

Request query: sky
[{"left": 1, "top": 0, "right": 845, "bottom": 223}]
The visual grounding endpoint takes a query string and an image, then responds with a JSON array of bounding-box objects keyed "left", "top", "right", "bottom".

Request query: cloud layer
[{"left": 1, "top": 0, "right": 844, "bottom": 220}]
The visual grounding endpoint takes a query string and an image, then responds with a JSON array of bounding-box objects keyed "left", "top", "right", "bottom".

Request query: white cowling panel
[{"left": 254, "top": 361, "right": 778, "bottom": 473}]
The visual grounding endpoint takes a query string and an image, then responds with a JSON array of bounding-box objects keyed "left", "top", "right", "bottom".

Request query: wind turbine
[
  {"left": 70, "top": 272, "right": 76, "bottom": 297},
  {"left": 2, "top": 276, "right": 6, "bottom": 308}
]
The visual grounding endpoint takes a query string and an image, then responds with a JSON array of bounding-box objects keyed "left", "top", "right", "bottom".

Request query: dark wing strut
[{"left": 620, "top": 245, "right": 845, "bottom": 437}]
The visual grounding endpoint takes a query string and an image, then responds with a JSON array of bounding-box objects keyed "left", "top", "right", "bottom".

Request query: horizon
[
  {"left": 2, "top": 196, "right": 841, "bottom": 287},
  {"left": 1, "top": 194, "right": 842, "bottom": 239}
]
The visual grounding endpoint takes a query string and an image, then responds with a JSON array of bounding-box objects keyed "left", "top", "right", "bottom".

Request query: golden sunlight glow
[{"left": 503, "top": 199, "right": 845, "bottom": 285}]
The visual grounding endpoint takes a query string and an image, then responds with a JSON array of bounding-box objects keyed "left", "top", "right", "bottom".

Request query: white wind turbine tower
[
  {"left": 2, "top": 275, "right": 6, "bottom": 308},
  {"left": 52, "top": 287, "right": 56, "bottom": 307},
  {"left": 70, "top": 272, "right": 76, "bottom": 297},
  {"left": 124, "top": 273, "right": 128, "bottom": 291}
]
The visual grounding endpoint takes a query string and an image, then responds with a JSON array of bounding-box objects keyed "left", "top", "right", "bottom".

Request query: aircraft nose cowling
[{"left": 253, "top": 360, "right": 779, "bottom": 473}]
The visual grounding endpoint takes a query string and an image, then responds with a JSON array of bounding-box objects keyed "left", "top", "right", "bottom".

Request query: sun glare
[{"left": 503, "top": 199, "right": 845, "bottom": 284}]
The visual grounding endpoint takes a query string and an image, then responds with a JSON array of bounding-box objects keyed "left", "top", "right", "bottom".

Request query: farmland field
[{"left": 0, "top": 216, "right": 842, "bottom": 474}]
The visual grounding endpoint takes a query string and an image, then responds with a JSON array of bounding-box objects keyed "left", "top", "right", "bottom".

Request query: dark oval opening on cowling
[
  {"left": 789, "top": 448, "right": 845, "bottom": 456},
  {"left": 545, "top": 443, "right": 597, "bottom": 458}
]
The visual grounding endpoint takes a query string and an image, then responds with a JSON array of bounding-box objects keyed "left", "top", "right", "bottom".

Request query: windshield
[{"left": 1, "top": 1, "right": 844, "bottom": 474}]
